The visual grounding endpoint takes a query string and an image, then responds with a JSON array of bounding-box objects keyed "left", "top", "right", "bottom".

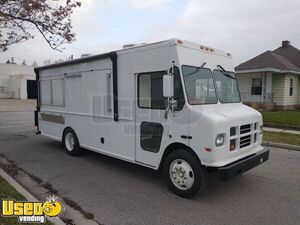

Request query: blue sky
[{"left": 1, "top": 0, "right": 300, "bottom": 66}]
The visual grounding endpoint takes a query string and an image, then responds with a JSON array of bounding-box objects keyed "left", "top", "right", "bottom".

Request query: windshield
[
  {"left": 213, "top": 70, "right": 241, "bottom": 103},
  {"left": 182, "top": 65, "right": 241, "bottom": 105},
  {"left": 182, "top": 65, "right": 218, "bottom": 105}
]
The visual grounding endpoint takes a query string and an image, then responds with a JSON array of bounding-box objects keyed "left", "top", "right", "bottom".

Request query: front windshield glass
[
  {"left": 213, "top": 70, "right": 241, "bottom": 103},
  {"left": 182, "top": 65, "right": 218, "bottom": 105}
]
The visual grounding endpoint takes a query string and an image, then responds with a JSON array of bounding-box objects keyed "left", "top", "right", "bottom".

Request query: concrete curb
[
  {"left": 263, "top": 127, "right": 300, "bottom": 135},
  {"left": 264, "top": 123, "right": 300, "bottom": 131},
  {"left": 262, "top": 141, "right": 300, "bottom": 151},
  {"left": 0, "top": 167, "right": 65, "bottom": 225}
]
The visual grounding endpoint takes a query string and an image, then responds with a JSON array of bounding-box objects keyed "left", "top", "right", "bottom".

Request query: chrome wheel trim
[
  {"left": 169, "top": 159, "right": 194, "bottom": 190},
  {"left": 65, "top": 132, "right": 75, "bottom": 151}
]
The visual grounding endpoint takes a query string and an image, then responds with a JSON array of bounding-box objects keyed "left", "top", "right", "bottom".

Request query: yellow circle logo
[{"left": 42, "top": 198, "right": 63, "bottom": 217}]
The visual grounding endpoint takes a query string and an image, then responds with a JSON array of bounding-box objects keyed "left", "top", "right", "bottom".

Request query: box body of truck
[{"left": 35, "top": 39, "right": 269, "bottom": 197}]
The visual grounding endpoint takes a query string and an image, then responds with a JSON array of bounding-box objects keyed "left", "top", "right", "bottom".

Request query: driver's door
[
  {"left": 135, "top": 71, "right": 167, "bottom": 167},
  {"left": 135, "top": 68, "right": 189, "bottom": 168}
]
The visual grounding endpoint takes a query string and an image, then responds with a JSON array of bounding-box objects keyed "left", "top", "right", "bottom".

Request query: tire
[
  {"left": 164, "top": 149, "right": 207, "bottom": 198},
  {"left": 62, "top": 128, "right": 82, "bottom": 156}
]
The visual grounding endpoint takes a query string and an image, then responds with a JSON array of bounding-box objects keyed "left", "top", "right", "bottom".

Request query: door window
[
  {"left": 140, "top": 122, "right": 164, "bottom": 153},
  {"left": 138, "top": 71, "right": 166, "bottom": 109}
]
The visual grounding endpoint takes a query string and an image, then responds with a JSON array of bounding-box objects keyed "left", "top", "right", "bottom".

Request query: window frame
[
  {"left": 140, "top": 121, "right": 164, "bottom": 153},
  {"left": 137, "top": 70, "right": 168, "bottom": 110},
  {"left": 169, "top": 66, "right": 186, "bottom": 111},
  {"left": 289, "top": 78, "right": 294, "bottom": 96},
  {"left": 213, "top": 69, "right": 242, "bottom": 104},
  {"left": 137, "top": 69, "right": 186, "bottom": 111},
  {"left": 40, "top": 77, "right": 65, "bottom": 107},
  {"left": 181, "top": 65, "right": 218, "bottom": 105},
  {"left": 251, "top": 78, "right": 262, "bottom": 96}
]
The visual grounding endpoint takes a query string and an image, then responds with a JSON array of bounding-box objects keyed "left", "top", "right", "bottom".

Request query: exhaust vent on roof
[
  {"left": 123, "top": 43, "right": 147, "bottom": 49},
  {"left": 81, "top": 54, "right": 92, "bottom": 58}
]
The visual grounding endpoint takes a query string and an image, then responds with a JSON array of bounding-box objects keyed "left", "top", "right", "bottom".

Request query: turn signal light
[
  {"left": 230, "top": 144, "right": 235, "bottom": 151},
  {"left": 230, "top": 139, "right": 236, "bottom": 151},
  {"left": 177, "top": 39, "right": 184, "bottom": 45}
]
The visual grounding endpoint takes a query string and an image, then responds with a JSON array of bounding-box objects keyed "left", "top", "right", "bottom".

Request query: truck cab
[{"left": 157, "top": 40, "right": 269, "bottom": 197}]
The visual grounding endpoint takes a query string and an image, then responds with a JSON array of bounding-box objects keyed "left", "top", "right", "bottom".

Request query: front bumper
[{"left": 218, "top": 148, "right": 269, "bottom": 181}]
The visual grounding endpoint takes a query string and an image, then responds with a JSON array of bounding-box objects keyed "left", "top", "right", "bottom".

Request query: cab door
[{"left": 135, "top": 68, "right": 188, "bottom": 168}]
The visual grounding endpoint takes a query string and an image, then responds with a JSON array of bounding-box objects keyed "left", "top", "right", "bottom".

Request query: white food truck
[{"left": 34, "top": 39, "right": 269, "bottom": 198}]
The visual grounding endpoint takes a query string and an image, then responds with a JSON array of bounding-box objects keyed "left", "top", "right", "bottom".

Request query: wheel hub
[
  {"left": 169, "top": 159, "right": 194, "bottom": 190},
  {"left": 65, "top": 133, "right": 75, "bottom": 151}
]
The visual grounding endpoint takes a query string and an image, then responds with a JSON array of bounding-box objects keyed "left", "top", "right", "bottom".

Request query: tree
[{"left": 0, "top": 0, "right": 81, "bottom": 52}]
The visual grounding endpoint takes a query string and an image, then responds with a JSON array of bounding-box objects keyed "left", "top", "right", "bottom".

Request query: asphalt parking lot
[{"left": 0, "top": 111, "right": 300, "bottom": 225}]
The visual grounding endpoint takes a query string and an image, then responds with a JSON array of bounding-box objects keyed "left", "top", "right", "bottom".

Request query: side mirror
[{"left": 163, "top": 74, "right": 174, "bottom": 98}]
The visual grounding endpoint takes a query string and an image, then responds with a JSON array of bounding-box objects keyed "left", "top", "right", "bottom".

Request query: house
[
  {"left": 0, "top": 63, "right": 36, "bottom": 99},
  {"left": 235, "top": 41, "right": 300, "bottom": 110}
]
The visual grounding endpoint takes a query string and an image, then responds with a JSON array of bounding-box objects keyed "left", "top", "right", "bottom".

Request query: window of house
[
  {"left": 289, "top": 78, "right": 293, "bottom": 96},
  {"left": 251, "top": 78, "right": 262, "bottom": 95}
]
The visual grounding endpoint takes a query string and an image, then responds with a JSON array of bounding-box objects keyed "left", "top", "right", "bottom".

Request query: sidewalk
[
  {"left": 0, "top": 99, "right": 36, "bottom": 112},
  {"left": 263, "top": 127, "right": 300, "bottom": 135}
]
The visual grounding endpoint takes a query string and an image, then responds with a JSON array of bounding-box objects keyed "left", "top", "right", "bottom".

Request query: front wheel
[{"left": 164, "top": 149, "right": 207, "bottom": 198}]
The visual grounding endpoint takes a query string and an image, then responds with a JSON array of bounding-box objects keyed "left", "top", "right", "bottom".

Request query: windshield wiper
[
  {"left": 217, "top": 65, "right": 236, "bottom": 80},
  {"left": 184, "top": 62, "right": 207, "bottom": 77}
]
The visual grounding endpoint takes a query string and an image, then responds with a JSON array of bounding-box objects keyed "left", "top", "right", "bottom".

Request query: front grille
[
  {"left": 230, "top": 122, "right": 259, "bottom": 151},
  {"left": 240, "top": 135, "right": 251, "bottom": 148},
  {"left": 240, "top": 124, "right": 251, "bottom": 134}
]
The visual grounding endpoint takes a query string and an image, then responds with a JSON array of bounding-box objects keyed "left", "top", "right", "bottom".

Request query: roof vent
[
  {"left": 282, "top": 40, "right": 290, "bottom": 48},
  {"left": 81, "top": 54, "right": 92, "bottom": 58},
  {"left": 123, "top": 43, "right": 147, "bottom": 49}
]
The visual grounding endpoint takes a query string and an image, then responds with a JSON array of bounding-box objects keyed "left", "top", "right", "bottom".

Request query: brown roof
[
  {"left": 235, "top": 41, "right": 300, "bottom": 73},
  {"left": 274, "top": 45, "right": 300, "bottom": 68}
]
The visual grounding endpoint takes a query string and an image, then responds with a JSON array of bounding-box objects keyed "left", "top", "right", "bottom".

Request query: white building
[
  {"left": 236, "top": 41, "right": 300, "bottom": 110},
  {"left": 0, "top": 63, "right": 36, "bottom": 99}
]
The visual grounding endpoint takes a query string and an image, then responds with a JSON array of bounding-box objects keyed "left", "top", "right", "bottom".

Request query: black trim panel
[
  {"left": 218, "top": 149, "right": 269, "bottom": 181},
  {"left": 110, "top": 52, "right": 118, "bottom": 121},
  {"left": 34, "top": 68, "right": 40, "bottom": 134},
  {"left": 35, "top": 52, "right": 112, "bottom": 71}
]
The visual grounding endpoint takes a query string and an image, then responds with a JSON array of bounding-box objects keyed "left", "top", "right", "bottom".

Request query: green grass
[
  {"left": 263, "top": 131, "right": 300, "bottom": 146},
  {"left": 0, "top": 177, "right": 51, "bottom": 225},
  {"left": 262, "top": 111, "right": 300, "bottom": 127},
  {"left": 0, "top": 176, "right": 26, "bottom": 225}
]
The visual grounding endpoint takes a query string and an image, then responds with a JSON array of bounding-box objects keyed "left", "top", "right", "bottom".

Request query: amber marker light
[{"left": 177, "top": 39, "right": 184, "bottom": 45}]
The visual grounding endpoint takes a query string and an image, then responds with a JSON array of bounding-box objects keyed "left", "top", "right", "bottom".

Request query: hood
[{"left": 189, "top": 102, "right": 262, "bottom": 126}]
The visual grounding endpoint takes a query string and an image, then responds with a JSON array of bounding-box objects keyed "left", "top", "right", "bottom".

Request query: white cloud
[
  {"left": 2, "top": 0, "right": 299, "bottom": 66},
  {"left": 129, "top": 0, "right": 173, "bottom": 9},
  {"left": 77, "top": 0, "right": 173, "bottom": 10},
  {"left": 141, "top": 0, "right": 300, "bottom": 65}
]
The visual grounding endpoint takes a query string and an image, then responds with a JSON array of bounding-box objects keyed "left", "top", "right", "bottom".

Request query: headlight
[{"left": 215, "top": 134, "right": 225, "bottom": 147}]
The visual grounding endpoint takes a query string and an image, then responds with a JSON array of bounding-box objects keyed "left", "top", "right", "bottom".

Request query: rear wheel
[
  {"left": 63, "top": 128, "right": 82, "bottom": 156},
  {"left": 164, "top": 149, "right": 207, "bottom": 198}
]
